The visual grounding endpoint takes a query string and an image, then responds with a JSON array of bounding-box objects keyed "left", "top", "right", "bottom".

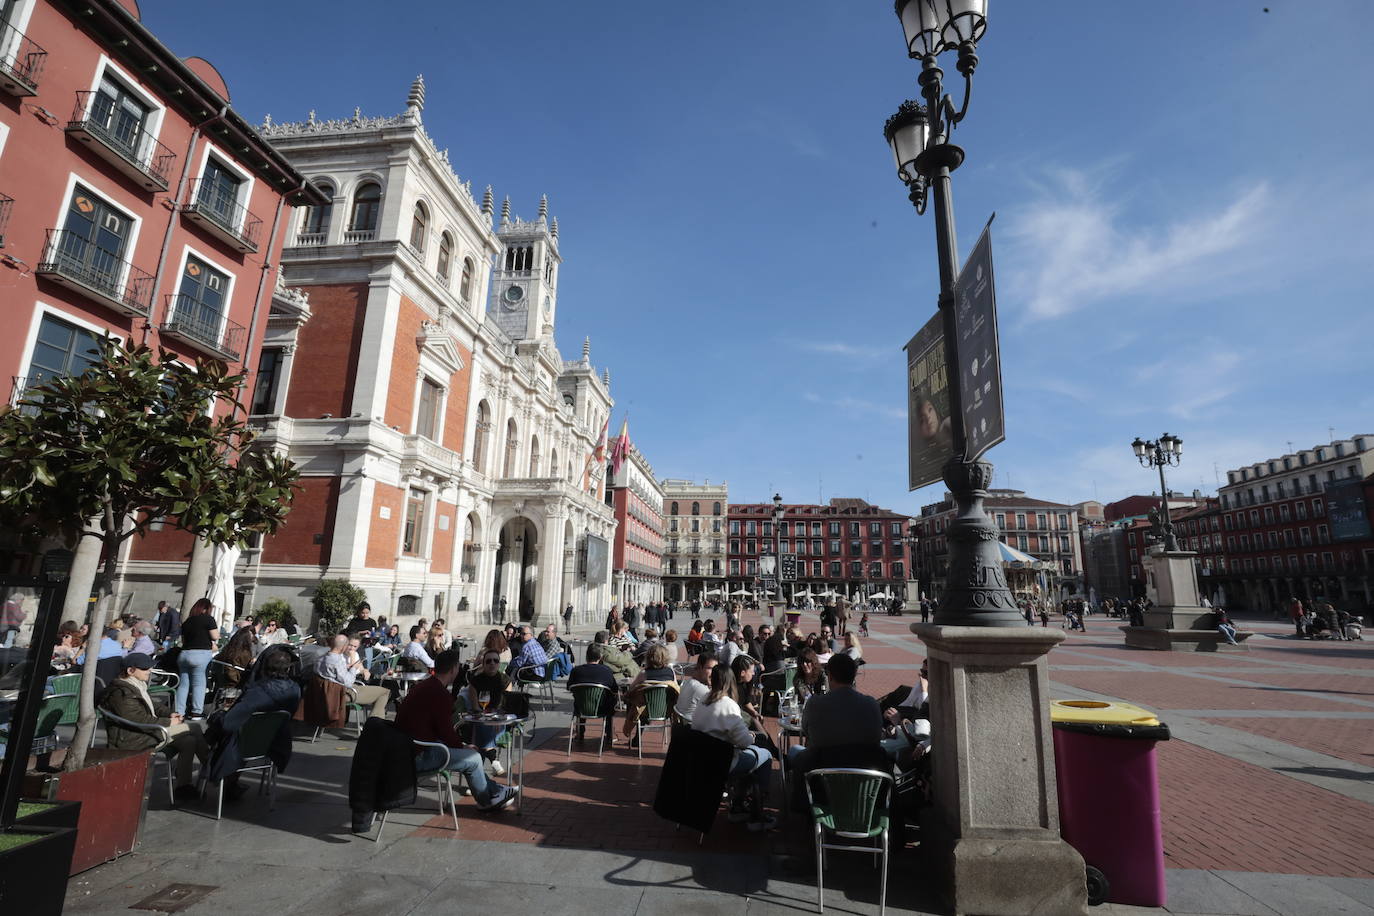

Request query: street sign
[
  {"left": 761, "top": 576, "right": 778, "bottom": 594},
  {"left": 905, "top": 310, "right": 954, "bottom": 491},
  {"left": 954, "top": 223, "right": 1005, "bottom": 462},
  {"left": 779, "top": 553, "right": 798, "bottom": 581}
]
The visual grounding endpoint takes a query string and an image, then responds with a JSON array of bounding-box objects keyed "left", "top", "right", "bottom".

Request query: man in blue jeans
[{"left": 394, "top": 649, "right": 517, "bottom": 812}]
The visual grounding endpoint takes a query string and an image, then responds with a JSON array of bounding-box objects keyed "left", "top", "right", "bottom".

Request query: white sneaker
[{"left": 490, "top": 757, "right": 506, "bottom": 777}]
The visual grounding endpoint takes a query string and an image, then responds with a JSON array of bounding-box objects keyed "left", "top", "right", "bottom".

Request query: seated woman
[
  {"left": 730, "top": 655, "right": 766, "bottom": 727},
  {"left": 839, "top": 632, "right": 863, "bottom": 662},
  {"left": 608, "top": 620, "right": 636, "bottom": 652},
  {"left": 663, "top": 629, "right": 681, "bottom": 664},
  {"left": 482, "top": 629, "right": 512, "bottom": 666},
  {"left": 807, "top": 634, "right": 833, "bottom": 665},
  {"left": 461, "top": 649, "right": 514, "bottom": 775},
  {"left": 793, "top": 648, "right": 827, "bottom": 704},
  {"left": 102, "top": 652, "right": 209, "bottom": 802},
  {"left": 377, "top": 624, "right": 402, "bottom": 649},
  {"left": 621, "top": 644, "right": 678, "bottom": 746},
  {"left": 213, "top": 627, "right": 257, "bottom": 695},
  {"left": 51, "top": 621, "right": 82, "bottom": 672},
  {"left": 426, "top": 620, "right": 452, "bottom": 657},
  {"left": 687, "top": 619, "right": 705, "bottom": 645},
  {"left": 690, "top": 665, "right": 774, "bottom": 831},
  {"left": 207, "top": 645, "right": 302, "bottom": 801}
]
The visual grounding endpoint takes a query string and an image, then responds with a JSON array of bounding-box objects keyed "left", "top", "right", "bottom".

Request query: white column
[
  {"left": 332, "top": 467, "right": 375, "bottom": 572},
  {"left": 350, "top": 281, "right": 403, "bottom": 421}
]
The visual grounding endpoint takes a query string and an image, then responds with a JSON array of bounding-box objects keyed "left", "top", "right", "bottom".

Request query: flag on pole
[
  {"left": 610, "top": 417, "right": 630, "bottom": 476},
  {"left": 582, "top": 416, "right": 609, "bottom": 491}
]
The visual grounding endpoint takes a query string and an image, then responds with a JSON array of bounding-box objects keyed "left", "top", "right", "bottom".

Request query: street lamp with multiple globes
[
  {"left": 884, "top": 0, "right": 1019, "bottom": 627},
  {"left": 1132, "top": 434, "right": 1184, "bottom": 552}
]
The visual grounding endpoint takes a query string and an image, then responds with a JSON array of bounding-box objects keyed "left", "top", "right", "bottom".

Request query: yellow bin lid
[{"left": 1051, "top": 699, "right": 1160, "bottom": 727}]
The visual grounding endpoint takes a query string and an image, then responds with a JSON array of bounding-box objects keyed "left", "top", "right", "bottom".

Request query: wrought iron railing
[
  {"left": 37, "top": 229, "right": 154, "bottom": 315},
  {"left": 67, "top": 91, "right": 176, "bottom": 187},
  {"left": 183, "top": 177, "right": 262, "bottom": 250},
  {"left": 162, "top": 293, "right": 245, "bottom": 361},
  {"left": 0, "top": 20, "right": 46, "bottom": 93}
]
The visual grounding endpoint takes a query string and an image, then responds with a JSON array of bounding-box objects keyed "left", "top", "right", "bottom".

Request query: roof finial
[
  {"left": 602, "top": 368, "right": 611, "bottom": 388},
  {"left": 481, "top": 185, "right": 494, "bottom": 217},
  {"left": 538, "top": 194, "right": 548, "bottom": 220},
  {"left": 500, "top": 196, "right": 510, "bottom": 226},
  {"left": 407, "top": 74, "right": 426, "bottom": 115},
  {"left": 582, "top": 336, "right": 590, "bottom": 361},
  {"left": 551, "top": 216, "right": 559, "bottom": 239}
]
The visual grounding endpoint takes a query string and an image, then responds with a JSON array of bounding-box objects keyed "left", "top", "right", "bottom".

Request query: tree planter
[
  {"left": 24, "top": 748, "right": 151, "bottom": 874},
  {"left": 0, "top": 824, "right": 78, "bottom": 911},
  {"left": 14, "top": 797, "right": 82, "bottom": 832}
]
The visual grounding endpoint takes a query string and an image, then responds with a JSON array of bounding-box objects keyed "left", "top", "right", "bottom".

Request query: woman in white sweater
[{"left": 690, "top": 665, "right": 775, "bottom": 831}]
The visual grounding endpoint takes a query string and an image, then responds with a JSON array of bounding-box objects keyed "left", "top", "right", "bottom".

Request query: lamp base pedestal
[{"left": 913, "top": 623, "right": 1087, "bottom": 916}]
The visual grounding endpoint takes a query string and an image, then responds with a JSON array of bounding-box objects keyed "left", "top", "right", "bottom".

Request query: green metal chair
[
  {"left": 210, "top": 710, "right": 290, "bottom": 820},
  {"left": 96, "top": 706, "right": 178, "bottom": 804},
  {"left": 0, "top": 694, "right": 69, "bottom": 769},
  {"left": 636, "top": 682, "right": 676, "bottom": 759},
  {"left": 760, "top": 666, "right": 796, "bottom": 713},
  {"left": 567, "top": 683, "right": 612, "bottom": 757},
  {"left": 147, "top": 668, "right": 179, "bottom": 704},
  {"left": 373, "top": 738, "right": 460, "bottom": 843},
  {"left": 804, "top": 768, "right": 894, "bottom": 915}
]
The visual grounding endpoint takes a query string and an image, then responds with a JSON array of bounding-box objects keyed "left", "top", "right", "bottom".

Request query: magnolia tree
[{"left": 0, "top": 338, "right": 298, "bottom": 770}]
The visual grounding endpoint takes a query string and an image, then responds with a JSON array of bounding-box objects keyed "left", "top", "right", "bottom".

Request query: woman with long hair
[
  {"left": 175, "top": 598, "right": 219, "bottom": 718},
  {"left": 482, "top": 628, "right": 511, "bottom": 665},
  {"left": 426, "top": 619, "right": 450, "bottom": 657},
  {"left": 840, "top": 632, "right": 863, "bottom": 661},
  {"left": 214, "top": 626, "right": 256, "bottom": 691},
  {"left": 794, "top": 647, "right": 826, "bottom": 704},
  {"left": 690, "top": 665, "right": 774, "bottom": 831}
]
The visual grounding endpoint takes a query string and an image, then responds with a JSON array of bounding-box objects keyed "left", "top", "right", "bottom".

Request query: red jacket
[{"left": 394, "top": 675, "right": 464, "bottom": 749}]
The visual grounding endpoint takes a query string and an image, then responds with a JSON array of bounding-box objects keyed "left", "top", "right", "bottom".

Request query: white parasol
[{"left": 208, "top": 542, "right": 241, "bottom": 629}]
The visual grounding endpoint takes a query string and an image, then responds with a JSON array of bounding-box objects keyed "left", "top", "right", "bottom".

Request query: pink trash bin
[{"left": 1051, "top": 700, "right": 1171, "bottom": 908}]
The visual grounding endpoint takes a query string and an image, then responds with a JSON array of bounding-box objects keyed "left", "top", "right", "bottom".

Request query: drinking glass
[{"left": 477, "top": 691, "right": 491, "bottom": 716}]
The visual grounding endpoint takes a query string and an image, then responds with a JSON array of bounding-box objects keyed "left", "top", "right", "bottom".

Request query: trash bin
[
  {"left": 1050, "top": 699, "right": 1171, "bottom": 908},
  {"left": 784, "top": 610, "right": 802, "bottom": 629}
]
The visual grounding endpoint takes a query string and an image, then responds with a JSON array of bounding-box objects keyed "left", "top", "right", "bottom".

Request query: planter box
[
  {"left": 14, "top": 798, "right": 82, "bottom": 831},
  {"left": 0, "top": 824, "right": 78, "bottom": 911},
  {"left": 25, "top": 748, "right": 152, "bottom": 874}
]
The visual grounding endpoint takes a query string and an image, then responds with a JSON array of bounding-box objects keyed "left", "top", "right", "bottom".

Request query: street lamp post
[
  {"left": 905, "top": 523, "right": 922, "bottom": 604},
  {"left": 885, "top": 0, "right": 1019, "bottom": 628},
  {"left": 885, "top": 6, "right": 1088, "bottom": 912},
  {"left": 772, "top": 494, "right": 785, "bottom": 605},
  {"left": 1132, "top": 434, "right": 1184, "bottom": 552}
]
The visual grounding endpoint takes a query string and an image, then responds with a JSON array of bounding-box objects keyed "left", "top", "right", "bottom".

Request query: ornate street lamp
[
  {"left": 884, "top": 0, "right": 1017, "bottom": 626},
  {"left": 1132, "top": 434, "right": 1184, "bottom": 552},
  {"left": 905, "top": 522, "right": 923, "bottom": 601}
]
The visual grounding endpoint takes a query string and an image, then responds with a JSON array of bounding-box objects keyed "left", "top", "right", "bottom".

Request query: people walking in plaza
[
  {"left": 563, "top": 603, "right": 575, "bottom": 632},
  {"left": 394, "top": 649, "right": 517, "bottom": 811}
]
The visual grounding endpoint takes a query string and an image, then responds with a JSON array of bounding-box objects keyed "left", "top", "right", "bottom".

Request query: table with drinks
[{"left": 464, "top": 686, "right": 531, "bottom": 813}]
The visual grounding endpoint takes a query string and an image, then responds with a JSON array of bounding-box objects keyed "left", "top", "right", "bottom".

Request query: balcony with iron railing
[
  {"left": 0, "top": 193, "right": 11, "bottom": 247},
  {"left": 36, "top": 229, "right": 154, "bottom": 316},
  {"left": 181, "top": 178, "right": 262, "bottom": 253},
  {"left": 0, "top": 21, "right": 45, "bottom": 96},
  {"left": 160, "top": 294, "right": 245, "bottom": 362},
  {"left": 65, "top": 92, "right": 175, "bottom": 191}
]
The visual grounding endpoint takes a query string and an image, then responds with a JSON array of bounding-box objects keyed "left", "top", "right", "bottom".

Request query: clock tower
[{"left": 490, "top": 194, "right": 560, "bottom": 342}]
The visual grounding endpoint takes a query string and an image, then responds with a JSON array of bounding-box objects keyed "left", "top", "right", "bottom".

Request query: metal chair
[
  {"left": 635, "top": 682, "right": 676, "bottom": 758},
  {"left": 210, "top": 710, "right": 290, "bottom": 820},
  {"left": 207, "top": 659, "right": 244, "bottom": 710},
  {"left": 567, "top": 683, "right": 612, "bottom": 757},
  {"left": 804, "top": 768, "right": 894, "bottom": 915},
  {"left": 760, "top": 665, "right": 796, "bottom": 712},
  {"left": 514, "top": 663, "right": 555, "bottom": 710},
  {"left": 96, "top": 706, "right": 176, "bottom": 804},
  {"left": 374, "top": 738, "right": 460, "bottom": 843},
  {"left": 147, "top": 668, "right": 180, "bottom": 703}
]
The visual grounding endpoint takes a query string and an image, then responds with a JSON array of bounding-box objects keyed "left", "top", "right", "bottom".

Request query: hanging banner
[
  {"left": 954, "top": 223, "right": 1006, "bottom": 462},
  {"left": 905, "top": 311, "right": 953, "bottom": 491}
]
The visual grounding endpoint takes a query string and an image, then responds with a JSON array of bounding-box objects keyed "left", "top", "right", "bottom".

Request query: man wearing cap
[{"left": 101, "top": 652, "right": 210, "bottom": 801}]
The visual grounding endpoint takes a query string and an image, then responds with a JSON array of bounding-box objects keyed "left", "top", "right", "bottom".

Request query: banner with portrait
[{"left": 905, "top": 311, "right": 954, "bottom": 491}]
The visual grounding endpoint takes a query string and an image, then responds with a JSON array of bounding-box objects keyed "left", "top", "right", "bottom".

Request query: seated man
[
  {"left": 76, "top": 626, "right": 126, "bottom": 664},
  {"left": 401, "top": 625, "right": 436, "bottom": 671},
  {"left": 621, "top": 644, "right": 679, "bottom": 746},
  {"left": 461, "top": 648, "right": 514, "bottom": 775},
  {"left": 590, "top": 629, "right": 640, "bottom": 680},
  {"left": 673, "top": 652, "right": 716, "bottom": 724},
  {"left": 102, "top": 652, "right": 209, "bottom": 802},
  {"left": 208, "top": 644, "right": 302, "bottom": 801},
  {"left": 318, "top": 634, "right": 390, "bottom": 719},
  {"left": 537, "top": 623, "right": 574, "bottom": 679},
  {"left": 787, "top": 653, "right": 885, "bottom": 777},
  {"left": 567, "top": 644, "right": 619, "bottom": 740},
  {"left": 507, "top": 625, "right": 549, "bottom": 680},
  {"left": 758, "top": 625, "right": 785, "bottom": 673},
  {"left": 394, "top": 649, "right": 516, "bottom": 811},
  {"left": 632, "top": 627, "right": 663, "bottom": 664}
]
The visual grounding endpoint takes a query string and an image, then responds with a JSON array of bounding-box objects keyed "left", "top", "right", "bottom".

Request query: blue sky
[{"left": 140, "top": 1, "right": 1374, "bottom": 514}]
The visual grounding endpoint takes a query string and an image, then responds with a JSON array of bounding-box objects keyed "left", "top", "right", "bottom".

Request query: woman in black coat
[{"left": 207, "top": 645, "right": 302, "bottom": 798}]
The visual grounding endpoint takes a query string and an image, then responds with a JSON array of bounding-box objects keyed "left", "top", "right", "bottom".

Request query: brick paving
[{"left": 1200, "top": 716, "right": 1374, "bottom": 768}]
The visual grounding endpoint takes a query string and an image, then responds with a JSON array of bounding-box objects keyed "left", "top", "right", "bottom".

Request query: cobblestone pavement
[{"left": 61, "top": 609, "right": 1374, "bottom": 914}]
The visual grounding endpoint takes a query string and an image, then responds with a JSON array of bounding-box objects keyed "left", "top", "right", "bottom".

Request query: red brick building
[
  {"left": 606, "top": 442, "right": 664, "bottom": 606},
  {"left": 0, "top": 0, "right": 321, "bottom": 614}
]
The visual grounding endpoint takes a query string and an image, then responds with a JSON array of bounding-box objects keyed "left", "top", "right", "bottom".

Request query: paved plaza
[{"left": 60, "top": 611, "right": 1374, "bottom": 915}]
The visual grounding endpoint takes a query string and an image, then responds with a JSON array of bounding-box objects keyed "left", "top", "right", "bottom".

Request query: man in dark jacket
[
  {"left": 102, "top": 652, "right": 208, "bottom": 800},
  {"left": 207, "top": 646, "right": 301, "bottom": 800}
]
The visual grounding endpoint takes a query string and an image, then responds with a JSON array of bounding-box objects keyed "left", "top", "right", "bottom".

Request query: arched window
[
  {"left": 670, "top": 502, "right": 679, "bottom": 516},
  {"left": 437, "top": 232, "right": 453, "bottom": 283},
  {"left": 503, "top": 419, "right": 518, "bottom": 478},
  {"left": 529, "top": 435, "right": 540, "bottom": 477},
  {"left": 460, "top": 257, "right": 474, "bottom": 302},
  {"left": 350, "top": 182, "right": 381, "bottom": 233},
  {"left": 713, "top": 501, "right": 722, "bottom": 515},
  {"left": 301, "top": 182, "right": 332, "bottom": 241},
  {"left": 691, "top": 502, "right": 700, "bottom": 515},
  {"left": 409, "top": 202, "right": 428, "bottom": 254},
  {"left": 550, "top": 447, "right": 559, "bottom": 479},
  {"left": 472, "top": 401, "right": 491, "bottom": 472}
]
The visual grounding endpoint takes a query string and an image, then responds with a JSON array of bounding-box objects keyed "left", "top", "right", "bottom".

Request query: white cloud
[
  {"left": 1004, "top": 170, "right": 1271, "bottom": 321},
  {"left": 788, "top": 340, "right": 890, "bottom": 361},
  {"left": 803, "top": 392, "right": 905, "bottom": 421}
]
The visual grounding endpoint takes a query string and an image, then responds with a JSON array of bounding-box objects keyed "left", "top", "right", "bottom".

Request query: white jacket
[{"left": 691, "top": 696, "right": 754, "bottom": 750}]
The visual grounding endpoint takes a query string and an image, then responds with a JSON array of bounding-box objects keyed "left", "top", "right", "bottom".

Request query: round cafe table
[{"left": 459, "top": 711, "right": 532, "bottom": 813}]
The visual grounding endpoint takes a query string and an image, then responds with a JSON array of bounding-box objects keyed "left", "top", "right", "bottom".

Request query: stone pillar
[
  {"left": 180, "top": 538, "right": 212, "bottom": 620},
  {"left": 913, "top": 623, "right": 1087, "bottom": 916}
]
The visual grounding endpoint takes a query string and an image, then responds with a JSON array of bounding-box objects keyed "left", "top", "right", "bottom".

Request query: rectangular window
[
  {"left": 890, "top": 522, "right": 902, "bottom": 536},
  {"left": 812, "top": 539, "right": 823, "bottom": 555},
  {"left": 995, "top": 513, "right": 1006, "bottom": 528},
  {"left": 762, "top": 522, "right": 772, "bottom": 537},
  {"left": 729, "top": 560, "right": 739, "bottom": 575},
  {"left": 27, "top": 312, "right": 103, "bottom": 390},
  {"left": 829, "top": 522, "right": 840, "bottom": 536},
  {"left": 812, "top": 522, "right": 822, "bottom": 536},
  {"left": 250, "top": 348, "right": 282, "bottom": 415},
  {"left": 1279, "top": 504, "right": 1290, "bottom": 522},
  {"left": 1018, "top": 535, "right": 1028, "bottom": 551},
  {"left": 1284, "top": 529, "right": 1295, "bottom": 547},
  {"left": 870, "top": 522, "right": 882, "bottom": 536},
  {"left": 870, "top": 540, "right": 883, "bottom": 556},
  {"left": 794, "top": 540, "right": 805, "bottom": 555},
  {"left": 849, "top": 540, "right": 862, "bottom": 557},
  {"left": 196, "top": 158, "right": 244, "bottom": 229},
  {"left": 402, "top": 488, "right": 427, "bottom": 556},
  {"left": 1289, "top": 555, "right": 1300, "bottom": 572},
  {"left": 690, "top": 519, "right": 700, "bottom": 532},
  {"left": 1263, "top": 506, "right": 1275, "bottom": 524},
  {"left": 892, "top": 561, "right": 904, "bottom": 578},
  {"left": 811, "top": 560, "right": 822, "bottom": 576},
  {"left": 729, "top": 539, "right": 739, "bottom": 554},
  {"left": 849, "top": 561, "right": 863, "bottom": 576},
  {"left": 1268, "top": 531, "right": 1279, "bottom": 548},
  {"left": 91, "top": 72, "right": 151, "bottom": 160},
  {"left": 58, "top": 185, "right": 134, "bottom": 295},
  {"left": 829, "top": 561, "right": 842, "bottom": 577},
  {"left": 1295, "top": 502, "right": 1307, "bottom": 520},
  {"left": 173, "top": 255, "right": 229, "bottom": 345},
  {"left": 779, "top": 522, "right": 789, "bottom": 536},
  {"left": 869, "top": 561, "right": 883, "bottom": 578},
  {"left": 1036, "top": 513, "right": 1047, "bottom": 529},
  {"left": 1300, "top": 528, "right": 1312, "bottom": 546},
  {"left": 1317, "top": 524, "right": 1329, "bottom": 544},
  {"left": 1060, "top": 535, "right": 1069, "bottom": 552},
  {"left": 1016, "top": 513, "right": 1026, "bottom": 529},
  {"left": 746, "top": 559, "right": 757, "bottom": 575},
  {"left": 746, "top": 539, "right": 756, "bottom": 553},
  {"left": 1313, "top": 498, "right": 1324, "bottom": 515},
  {"left": 829, "top": 539, "right": 840, "bottom": 555},
  {"left": 712, "top": 519, "right": 721, "bottom": 533},
  {"left": 746, "top": 520, "right": 757, "bottom": 536},
  {"left": 415, "top": 378, "right": 441, "bottom": 439},
  {"left": 1058, "top": 513, "right": 1068, "bottom": 529}
]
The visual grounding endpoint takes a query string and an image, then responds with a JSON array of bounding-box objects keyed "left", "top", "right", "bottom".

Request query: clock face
[{"left": 503, "top": 284, "right": 525, "bottom": 309}]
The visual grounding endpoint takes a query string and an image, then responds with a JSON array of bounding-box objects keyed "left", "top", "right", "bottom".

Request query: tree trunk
[{"left": 63, "top": 532, "right": 120, "bottom": 772}]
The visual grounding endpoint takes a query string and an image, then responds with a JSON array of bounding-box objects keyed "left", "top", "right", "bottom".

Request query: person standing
[
  {"left": 154, "top": 600, "right": 181, "bottom": 645},
  {"left": 175, "top": 599, "right": 219, "bottom": 718},
  {"left": 563, "top": 603, "right": 574, "bottom": 633}
]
